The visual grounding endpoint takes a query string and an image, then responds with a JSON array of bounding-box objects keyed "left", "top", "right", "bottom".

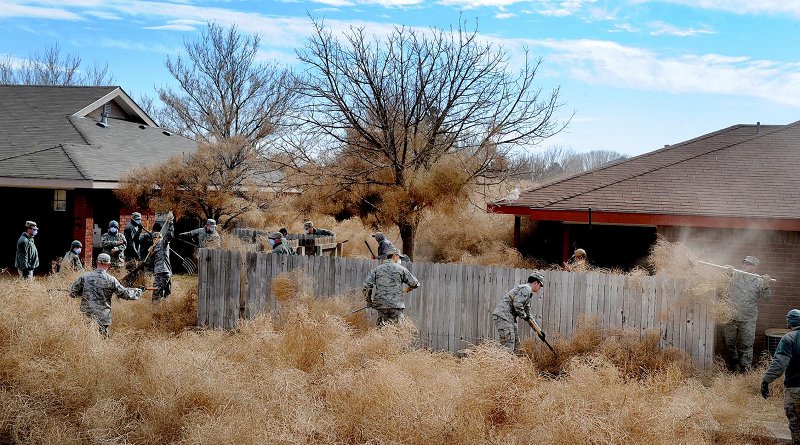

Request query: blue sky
[{"left": 1, "top": 0, "right": 799, "bottom": 156}]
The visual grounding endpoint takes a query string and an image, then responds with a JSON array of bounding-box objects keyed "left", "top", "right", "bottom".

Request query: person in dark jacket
[
  {"left": 123, "top": 212, "right": 143, "bottom": 262},
  {"left": 15, "top": 220, "right": 39, "bottom": 279},
  {"left": 762, "top": 309, "right": 800, "bottom": 444}
]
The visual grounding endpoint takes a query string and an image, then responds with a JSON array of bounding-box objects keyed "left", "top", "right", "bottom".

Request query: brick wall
[
  {"left": 657, "top": 226, "right": 800, "bottom": 358},
  {"left": 72, "top": 190, "right": 94, "bottom": 268}
]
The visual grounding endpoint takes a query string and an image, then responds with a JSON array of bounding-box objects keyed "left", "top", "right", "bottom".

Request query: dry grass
[
  {"left": 646, "top": 237, "right": 735, "bottom": 324},
  {"left": 0, "top": 271, "right": 787, "bottom": 444}
]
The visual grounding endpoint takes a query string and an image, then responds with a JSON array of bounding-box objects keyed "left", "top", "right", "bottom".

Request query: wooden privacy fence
[{"left": 197, "top": 249, "right": 716, "bottom": 368}]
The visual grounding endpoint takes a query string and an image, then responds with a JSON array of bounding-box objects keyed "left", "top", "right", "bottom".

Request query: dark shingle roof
[
  {"left": 495, "top": 121, "right": 800, "bottom": 220},
  {"left": 0, "top": 85, "right": 195, "bottom": 183}
]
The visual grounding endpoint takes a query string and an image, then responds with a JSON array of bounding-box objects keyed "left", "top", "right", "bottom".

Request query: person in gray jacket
[
  {"left": 722, "top": 255, "right": 772, "bottom": 372},
  {"left": 15, "top": 220, "right": 39, "bottom": 279},
  {"left": 363, "top": 247, "right": 419, "bottom": 326},
  {"left": 762, "top": 309, "right": 800, "bottom": 444},
  {"left": 60, "top": 240, "right": 85, "bottom": 272},
  {"left": 492, "top": 273, "right": 545, "bottom": 353},
  {"left": 150, "top": 215, "right": 174, "bottom": 301},
  {"left": 69, "top": 253, "right": 143, "bottom": 337},
  {"left": 372, "top": 232, "right": 396, "bottom": 260}
]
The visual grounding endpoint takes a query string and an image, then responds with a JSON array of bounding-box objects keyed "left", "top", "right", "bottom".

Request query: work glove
[
  {"left": 538, "top": 331, "right": 547, "bottom": 341},
  {"left": 761, "top": 381, "right": 770, "bottom": 399},
  {"left": 762, "top": 274, "right": 772, "bottom": 288}
]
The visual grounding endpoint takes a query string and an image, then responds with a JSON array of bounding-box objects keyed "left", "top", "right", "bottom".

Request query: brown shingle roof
[{"left": 493, "top": 121, "right": 800, "bottom": 221}]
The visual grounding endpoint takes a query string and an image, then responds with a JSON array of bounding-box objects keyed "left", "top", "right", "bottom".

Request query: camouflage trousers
[
  {"left": 152, "top": 272, "right": 172, "bottom": 301},
  {"left": 785, "top": 387, "right": 800, "bottom": 444},
  {"left": 493, "top": 315, "right": 519, "bottom": 353},
  {"left": 376, "top": 308, "right": 404, "bottom": 327},
  {"left": 722, "top": 318, "right": 757, "bottom": 372}
]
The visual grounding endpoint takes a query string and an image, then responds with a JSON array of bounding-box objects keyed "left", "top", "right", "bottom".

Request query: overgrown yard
[{"left": 0, "top": 273, "right": 787, "bottom": 444}]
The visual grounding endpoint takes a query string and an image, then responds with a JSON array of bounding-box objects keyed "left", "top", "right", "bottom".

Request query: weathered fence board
[{"left": 197, "top": 249, "right": 717, "bottom": 368}]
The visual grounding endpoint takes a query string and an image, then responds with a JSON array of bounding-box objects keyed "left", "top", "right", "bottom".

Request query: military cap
[
  {"left": 372, "top": 231, "right": 385, "bottom": 242},
  {"left": 386, "top": 246, "right": 400, "bottom": 257},
  {"left": 206, "top": 219, "right": 217, "bottom": 226},
  {"left": 24, "top": 221, "right": 37, "bottom": 229},
  {"left": 529, "top": 272, "right": 545, "bottom": 285},
  {"left": 131, "top": 212, "right": 142, "bottom": 222},
  {"left": 109, "top": 220, "right": 119, "bottom": 228},
  {"left": 267, "top": 232, "right": 281, "bottom": 240},
  {"left": 71, "top": 240, "right": 82, "bottom": 248},
  {"left": 574, "top": 248, "right": 587, "bottom": 257},
  {"left": 743, "top": 256, "right": 760, "bottom": 266},
  {"left": 788, "top": 309, "right": 800, "bottom": 328},
  {"left": 97, "top": 253, "right": 112, "bottom": 264},
  {"left": 304, "top": 221, "right": 313, "bottom": 229},
  {"left": 279, "top": 227, "right": 288, "bottom": 236}
]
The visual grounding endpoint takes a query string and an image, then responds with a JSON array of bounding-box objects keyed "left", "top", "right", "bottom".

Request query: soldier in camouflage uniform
[
  {"left": 69, "top": 253, "right": 143, "bottom": 337},
  {"left": 564, "top": 248, "right": 589, "bottom": 272},
  {"left": 722, "top": 255, "right": 772, "bottom": 372},
  {"left": 268, "top": 232, "right": 295, "bottom": 255},
  {"left": 304, "top": 221, "right": 335, "bottom": 237},
  {"left": 100, "top": 220, "right": 127, "bottom": 268},
  {"left": 363, "top": 247, "right": 419, "bottom": 326},
  {"left": 60, "top": 240, "right": 85, "bottom": 272},
  {"left": 179, "top": 219, "right": 221, "bottom": 248},
  {"left": 15, "top": 220, "right": 39, "bottom": 279},
  {"left": 371, "top": 232, "right": 397, "bottom": 260},
  {"left": 151, "top": 215, "right": 174, "bottom": 300},
  {"left": 492, "top": 273, "right": 545, "bottom": 353},
  {"left": 762, "top": 309, "right": 800, "bottom": 444}
]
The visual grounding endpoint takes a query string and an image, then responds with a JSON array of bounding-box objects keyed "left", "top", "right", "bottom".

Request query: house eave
[
  {"left": 0, "top": 177, "right": 120, "bottom": 190},
  {"left": 487, "top": 204, "right": 800, "bottom": 231}
]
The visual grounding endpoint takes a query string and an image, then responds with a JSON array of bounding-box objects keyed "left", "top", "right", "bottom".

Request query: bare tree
[
  {"left": 514, "top": 146, "right": 626, "bottom": 182},
  {"left": 157, "top": 22, "right": 297, "bottom": 144},
  {"left": 0, "top": 43, "right": 114, "bottom": 86},
  {"left": 282, "top": 19, "right": 566, "bottom": 258}
]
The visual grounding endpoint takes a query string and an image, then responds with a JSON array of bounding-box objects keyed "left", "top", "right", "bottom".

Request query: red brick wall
[
  {"left": 657, "top": 226, "right": 800, "bottom": 357},
  {"left": 72, "top": 190, "right": 94, "bottom": 268}
]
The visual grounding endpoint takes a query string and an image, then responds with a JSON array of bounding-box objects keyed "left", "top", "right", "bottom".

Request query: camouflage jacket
[
  {"left": 272, "top": 241, "right": 295, "bottom": 255},
  {"left": 100, "top": 232, "right": 126, "bottom": 267},
  {"left": 363, "top": 261, "right": 420, "bottom": 309},
  {"left": 492, "top": 283, "right": 534, "bottom": 323},
  {"left": 60, "top": 251, "right": 84, "bottom": 272},
  {"left": 69, "top": 269, "right": 142, "bottom": 325},
  {"left": 15, "top": 232, "right": 38, "bottom": 270},
  {"left": 311, "top": 228, "right": 335, "bottom": 237},
  {"left": 729, "top": 270, "right": 772, "bottom": 320},
  {"left": 377, "top": 239, "right": 396, "bottom": 260},
  {"left": 153, "top": 221, "right": 174, "bottom": 275},
  {"left": 123, "top": 222, "right": 142, "bottom": 260},
  {"left": 764, "top": 327, "right": 800, "bottom": 388},
  {"left": 181, "top": 228, "right": 221, "bottom": 248}
]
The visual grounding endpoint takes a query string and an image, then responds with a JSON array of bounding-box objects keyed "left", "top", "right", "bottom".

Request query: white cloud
[
  {"left": 522, "top": 38, "right": 800, "bottom": 107},
  {"left": 0, "top": 2, "right": 84, "bottom": 20},
  {"left": 84, "top": 10, "right": 122, "bottom": 20},
  {"left": 495, "top": 12, "right": 516, "bottom": 18},
  {"left": 647, "top": 20, "right": 714, "bottom": 36},
  {"left": 634, "top": 0, "right": 800, "bottom": 18},
  {"left": 609, "top": 23, "right": 638, "bottom": 33},
  {"left": 444, "top": 0, "right": 595, "bottom": 14},
  {"left": 144, "top": 19, "right": 205, "bottom": 32}
]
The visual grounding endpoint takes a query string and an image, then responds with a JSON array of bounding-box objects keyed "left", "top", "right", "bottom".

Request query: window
[{"left": 53, "top": 189, "right": 66, "bottom": 212}]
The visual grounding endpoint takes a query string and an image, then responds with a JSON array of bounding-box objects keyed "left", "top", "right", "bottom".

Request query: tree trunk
[{"left": 398, "top": 219, "right": 416, "bottom": 260}]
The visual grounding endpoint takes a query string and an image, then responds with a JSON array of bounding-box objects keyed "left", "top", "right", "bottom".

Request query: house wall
[{"left": 657, "top": 226, "right": 800, "bottom": 359}]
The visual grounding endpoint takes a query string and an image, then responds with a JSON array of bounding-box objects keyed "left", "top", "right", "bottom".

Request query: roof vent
[
  {"left": 97, "top": 103, "right": 110, "bottom": 129},
  {"left": 139, "top": 124, "right": 146, "bottom": 130},
  {"left": 756, "top": 121, "right": 761, "bottom": 135},
  {"left": 162, "top": 130, "right": 172, "bottom": 136}
]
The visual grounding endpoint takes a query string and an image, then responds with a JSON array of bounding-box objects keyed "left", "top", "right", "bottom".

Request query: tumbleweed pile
[{"left": 0, "top": 271, "right": 785, "bottom": 444}]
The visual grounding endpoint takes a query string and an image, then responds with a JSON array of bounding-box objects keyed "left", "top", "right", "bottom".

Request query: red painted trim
[{"left": 487, "top": 205, "right": 800, "bottom": 231}]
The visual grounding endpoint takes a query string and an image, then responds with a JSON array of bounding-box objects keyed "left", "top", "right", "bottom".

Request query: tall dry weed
[{"left": 0, "top": 271, "right": 786, "bottom": 444}]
